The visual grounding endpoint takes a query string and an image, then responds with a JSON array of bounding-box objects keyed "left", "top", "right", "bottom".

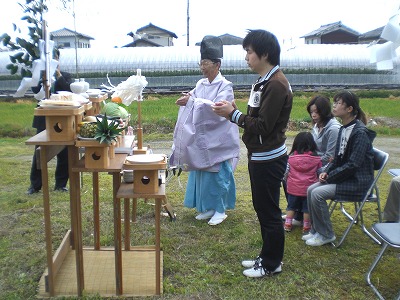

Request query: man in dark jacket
[
  {"left": 27, "top": 49, "right": 74, "bottom": 194},
  {"left": 212, "top": 30, "right": 293, "bottom": 278}
]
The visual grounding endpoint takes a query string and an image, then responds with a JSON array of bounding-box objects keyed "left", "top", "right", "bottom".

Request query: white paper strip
[
  {"left": 376, "top": 59, "right": 394, "bottom": 70},
  {"left": 381, "top": 15, "right": 400, "bottom": 43},
  {"left": 375, "top": 41, "right": 397, "bottom": 61}
]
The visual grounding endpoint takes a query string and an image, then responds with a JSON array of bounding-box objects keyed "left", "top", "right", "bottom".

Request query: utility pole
[
  {"left": 186, "top": 0, "right": 190, "bottom": 46},
  {"left": 73, "top": 0, "right": 79, "bottom": 77}
]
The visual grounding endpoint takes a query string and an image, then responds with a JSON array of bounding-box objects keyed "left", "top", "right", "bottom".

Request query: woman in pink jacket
[{"left": 284, "top": 132, "right": 322, "bottom": 234}]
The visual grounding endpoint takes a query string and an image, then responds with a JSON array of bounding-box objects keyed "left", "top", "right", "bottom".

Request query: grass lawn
[{"left": 0, "top": 92, "right": 400, "bottom": 299}]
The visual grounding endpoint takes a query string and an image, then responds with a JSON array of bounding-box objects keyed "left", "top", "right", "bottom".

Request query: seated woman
[
  {"left": 304, "top": 91, "right": 376, "bottom": 246},
  {"left": 307, "top": 95, "right": 341, "bottom": 170},
  {"left": 288, "top": 95, "right": 341, "bottom": 224},
  {"left": 383, "top": 175, "right": 400, "bottom": 222}
]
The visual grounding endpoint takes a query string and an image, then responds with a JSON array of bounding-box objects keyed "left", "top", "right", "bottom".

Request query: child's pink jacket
[{"left": 287, "top": 151, "right": 322, "bottom": 196}]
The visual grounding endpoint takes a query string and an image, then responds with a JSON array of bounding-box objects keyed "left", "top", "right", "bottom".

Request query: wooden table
[
  {"left": 70, "top": 135, "right": 135, "bottom": 296},
  {"left": 27, "top": 131, "right": 136, "bottom": 297},
  {"left": 25, "top": 130, "right": 77, "bottom": 297},
  {"left": 115, "top": 180, "right": 166, "bottom": 295},
  {"left": 28, "top": 125, "right": 170, "bottom": 297}
]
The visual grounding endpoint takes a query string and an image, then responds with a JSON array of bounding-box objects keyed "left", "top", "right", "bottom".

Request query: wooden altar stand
[{"left": 28, "top": 123, "right": 165, "bottom": 297}]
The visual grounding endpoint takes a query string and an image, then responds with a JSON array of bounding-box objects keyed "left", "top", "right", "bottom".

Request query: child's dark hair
[{"left": 289, "top": 132, "right": 318, "bottom": 155}]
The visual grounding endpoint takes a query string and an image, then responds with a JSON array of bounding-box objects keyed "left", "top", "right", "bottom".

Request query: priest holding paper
[{"left": 170, "top": 36, "right": 240, "bottom": 225}]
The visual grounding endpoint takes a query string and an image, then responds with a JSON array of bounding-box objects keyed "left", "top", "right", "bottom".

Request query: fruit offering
[{"left": 79, "top": 122, "right": 97, "bottom": 138}]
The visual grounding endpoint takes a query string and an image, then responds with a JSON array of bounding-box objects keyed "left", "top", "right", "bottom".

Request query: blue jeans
[{"left": 248, "top": 155, "right": 287, "bottom": 271}]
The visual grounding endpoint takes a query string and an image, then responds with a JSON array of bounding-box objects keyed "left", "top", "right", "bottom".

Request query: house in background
[
  {"left": 50, "top": 28, "right": 94, "bottom": 49},
  {"left": 195, "top": 33, "right": 243, "bottom": 46},
  {"left": 124, "top": 23, "right": 178, "bottom": 47},
  {"left": 301, "top": 21, "right": 360, "bottom": 44},
  {"left": 358, "top": 26, "right": 386, "bottom": 44}
]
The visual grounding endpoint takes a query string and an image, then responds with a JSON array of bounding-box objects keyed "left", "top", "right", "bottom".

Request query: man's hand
[{"left": 211, "top": 100, "right": 236, "bottom": 119}]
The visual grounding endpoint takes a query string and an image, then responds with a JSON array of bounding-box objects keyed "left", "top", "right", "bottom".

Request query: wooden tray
[{"left": 34, "top": 105, "right": 86, "bottom": 116}]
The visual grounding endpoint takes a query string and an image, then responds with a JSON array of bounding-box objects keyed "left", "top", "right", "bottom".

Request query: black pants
[
  {"left": 29, "top": 129, "right": 69, "bottom": 190},
  {"left": 248, "top": 155, "right": 287, "bottom": 271}
]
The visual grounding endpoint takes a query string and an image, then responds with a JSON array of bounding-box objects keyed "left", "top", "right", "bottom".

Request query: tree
[{"left": 0, "top": 0, "right": 70, "bottom": 77}]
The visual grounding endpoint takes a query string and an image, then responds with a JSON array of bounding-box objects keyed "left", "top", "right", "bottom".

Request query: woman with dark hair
[
  {"left": 304, "top": 91, "right": 376, "bottom": 246},
  {"left": 284, "top": 96, "right": 340, "bottom": 225},
  {"left": 307, "top": 95, "right": 341, "bottom": 168}
]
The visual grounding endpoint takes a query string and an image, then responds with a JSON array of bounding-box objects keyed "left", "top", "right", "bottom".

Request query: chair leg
[
  {"left": 333, "top": 215, "right": 359, "bottom": 248},
  {"left": 329, "top": 200, "right": 338, "bottom": 215},
  {"left": 334, "top": 203, "right": 364, "bottom": 247},
  {"left": 339, "top": 203, "right": 357, "bottom": 222},
  {"left": 360, "top": 209, "right": 381, "bottom": 245},
  {"left": 334, "top": 202, "right": 381, "bottom": 247},
  {"left": 375, "top": 189, "right": 382, "bottom": 223},
  {"left": 366, "top": 242, "right": 389, "bottom": 300}
]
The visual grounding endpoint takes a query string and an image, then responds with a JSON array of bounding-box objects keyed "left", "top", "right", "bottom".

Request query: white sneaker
[
  {"left": 302, "top": 232, "right": 315, "bottom": 241},
  {"left": 195, "top": 210, "right": 215, "bottom": 220},
  {"left": 243, "top": 262, "right": 282, "bottom": 278},
  {"left": 306, "top": 233, "right": 336, "bottom": 246},
  {"left": 241, "top": 256, "right": 262, "bottom": 268},
  {"left": 208, "top": 212, "right": 227, "bottom": 225}
]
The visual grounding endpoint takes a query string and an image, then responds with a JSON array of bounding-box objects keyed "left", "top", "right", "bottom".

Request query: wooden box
[
  {"left": 124, "top": 154, "right": 167, "bottom": 194},
  {"left": 45, "top": 115, "right": 76, "bottom": 141},
  {"left": 35, "top": 106, "right": 85, "bottom": 142},
  {"left": 76, "top": 140, "right": 110, "bottom": 169},
  {"left": 86, "top": 94, "right": 107, "bottom": 116},
  {"left": 76, "top": 102, "right": 93, "bottom": 128},
  {"left": 133, "top": 169, "right": 159, "bottom": 194}
]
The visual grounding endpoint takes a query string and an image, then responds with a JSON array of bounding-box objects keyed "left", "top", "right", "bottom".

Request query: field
[{"left": 0, "top": 91, "right": 400, "bottom": 299}]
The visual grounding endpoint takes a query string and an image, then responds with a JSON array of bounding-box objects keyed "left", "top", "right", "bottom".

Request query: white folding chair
[
  {"left": 329, "top": 148, "right": 389, "bottom": 248},
  {"left": 366, "top": 222, "right": 400, "bottom": 300}
]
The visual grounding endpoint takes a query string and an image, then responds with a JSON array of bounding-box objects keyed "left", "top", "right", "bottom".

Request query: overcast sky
[{"left": 1, "top": 0, "right": 399, "bottom": 49}]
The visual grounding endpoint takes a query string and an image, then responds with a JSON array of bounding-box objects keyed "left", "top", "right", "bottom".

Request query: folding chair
[
  {"left": 328, "top": 147, "right": 389, "bottom": 248},
  {"left": 365, "top": 222, "right": 400, "bottom": 300}
]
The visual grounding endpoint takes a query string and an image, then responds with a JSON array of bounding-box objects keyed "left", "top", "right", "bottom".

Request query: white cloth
[
  {"left": 14, "top": 39, "right": 58, "bottom": 98},
  {"left": 338, "top": 124, "right": 355, "bottom": 157},
  {"left": 170, "top": 73, "right": 240, "bottom": 171}
]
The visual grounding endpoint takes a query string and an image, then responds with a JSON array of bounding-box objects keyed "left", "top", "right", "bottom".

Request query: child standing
[{"left": 284, "top": 132, "right": 321, "bottom": 234}]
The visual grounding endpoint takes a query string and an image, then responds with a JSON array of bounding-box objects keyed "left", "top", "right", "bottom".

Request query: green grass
[
  {"left": 3, "top": 91, "right": 400, "bottom": 139},
  {"left": 0, "top": 92, "right": 400, "bottom": 299}
]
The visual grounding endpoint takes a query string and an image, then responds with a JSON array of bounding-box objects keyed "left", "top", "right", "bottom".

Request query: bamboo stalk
[{"left": 137, "top": 96, "right": 143, "bottom": 149}]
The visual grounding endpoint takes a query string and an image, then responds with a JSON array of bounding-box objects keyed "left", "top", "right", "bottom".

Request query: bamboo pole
[{"left": 137, "top": 95, "right": 143, "bottom": 149}]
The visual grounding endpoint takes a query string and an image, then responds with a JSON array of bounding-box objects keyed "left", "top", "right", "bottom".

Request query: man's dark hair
[{"left": 242, "top": 29, "right": 281, "bottom": 65}]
